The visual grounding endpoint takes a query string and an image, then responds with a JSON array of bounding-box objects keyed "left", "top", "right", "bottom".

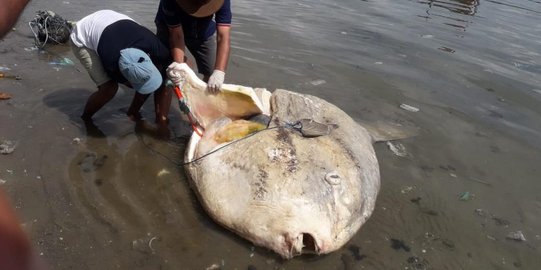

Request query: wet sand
[{"left": 1, "top": 0, "right": 541, "bottom": 269}]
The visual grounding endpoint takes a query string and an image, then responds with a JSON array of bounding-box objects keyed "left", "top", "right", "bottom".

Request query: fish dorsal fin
[{"left": 360, "top": 121, "right": 419, "bottom": 142}]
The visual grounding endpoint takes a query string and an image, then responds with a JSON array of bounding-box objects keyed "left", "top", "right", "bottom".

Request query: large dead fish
[{"left": 170, "top": 63, "right": 409, "bottom": 258}]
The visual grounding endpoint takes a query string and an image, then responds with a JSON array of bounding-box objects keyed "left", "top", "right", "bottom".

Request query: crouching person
[{"left": 70, "top": 10, "right": 172, "bottom": 131}]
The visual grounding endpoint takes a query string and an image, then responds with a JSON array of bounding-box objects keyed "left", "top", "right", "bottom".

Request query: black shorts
[{"left": 156, "top": 22, "right": 216, "bottom": 77}]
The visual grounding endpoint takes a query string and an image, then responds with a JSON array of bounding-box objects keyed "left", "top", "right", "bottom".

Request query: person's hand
[
  {"left": 166, "top": 62, "right": 185, "bottom": 86},
  {"left": 207, "top": 70, "right": 225, "bottom": 94}
]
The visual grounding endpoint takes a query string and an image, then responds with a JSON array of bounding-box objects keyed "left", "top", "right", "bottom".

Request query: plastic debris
[
  {"left": 0, "top": 92, "right": 12, "bottom": 100},
  {"left": 0, "top": 140, "right": 17, "bottom": 154},
  {"left": 386, "top": 141, "right": 408, "bottom": 157},
  {"left": 49, "top": 57, "right": 74, "bottom": 66},
  {"left": 205, "top": 264, "right": 220, "bottom": 270},
  {"left": 0, "top": 73, "right": 21, "bottom": 80},
  {"left": 24, "top": 46, "right": 39, "bottom": 51},
  {"left": 132, "top": 234, "right": 158, "bottom": 253},
  {"left": 157, "top": 169, "right": 170, "bottom": 177},
  {"left": 374, "top": 61, "right": 383, "bottom": 65},
  {"left": 401, "top": 186, "right": 415, "bottom": 194},
  {"left": 72, "top": 138, "right": 82, "bottom": 144},
  {"left": 400, "top": 103, "right": 420, "bottom": 112},
  {"left": 506, "top": 231, "right": 526, "bottom": 242},
  {"left": 421, "top": 34, "right": 434, "bottom": 39},
  {"left": 0, "top": 179, "right": 6, "bottom": 185},
  {"left": 0, "top": 66, "right": 11, "bottom": 71},
  {"left": 459, "top": 191, "right": 472, "bottom": 201}
]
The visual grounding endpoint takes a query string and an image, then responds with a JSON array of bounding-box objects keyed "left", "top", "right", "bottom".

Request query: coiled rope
[{"left": 28, "top": 10, "right": 72, "bottom": 48}]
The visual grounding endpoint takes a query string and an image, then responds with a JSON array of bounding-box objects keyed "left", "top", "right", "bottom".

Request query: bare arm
[
  {"left": 153, "top": 84, "right": 172, "bottom": 124},
  {"left": 0, "top": 0, "right": 30, "bottom": 38},
  {"left": 214, "top": 25, "right": 231, "bottom": 71},
  {"left": 168, "top": 26, "right": 187, "bottom": 63}
]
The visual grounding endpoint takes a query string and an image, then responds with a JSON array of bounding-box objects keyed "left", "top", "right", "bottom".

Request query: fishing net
[{"left": 28, "top": 10, "right": 72, "bottom": 48}]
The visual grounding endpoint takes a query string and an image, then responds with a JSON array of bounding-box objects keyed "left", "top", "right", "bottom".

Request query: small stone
[
  {"left": 309, "top": 79, "right": 326, "bottom": 86},
  {"left": 0, "top": 140, "right": 17, "bottom": 154},
  {"left": 506, "top": 231, "right": 526, "bottom": 242}
]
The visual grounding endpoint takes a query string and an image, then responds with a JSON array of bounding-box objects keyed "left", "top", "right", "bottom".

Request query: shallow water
[{"left": 1, "top": 0, "right": 540, "bottom": 269}]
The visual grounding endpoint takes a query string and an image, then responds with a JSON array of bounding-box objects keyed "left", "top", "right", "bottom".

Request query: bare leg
[
  {"left": 81, "top": 80, "right": 118, "bottom": 121},
  {"left": 154, "top": 85, "right": 172, "bottom": 124}
]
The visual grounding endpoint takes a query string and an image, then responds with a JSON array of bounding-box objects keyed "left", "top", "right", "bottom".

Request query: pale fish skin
[{"left": 182, "top": 84, "right": 381, "bottom": 258}]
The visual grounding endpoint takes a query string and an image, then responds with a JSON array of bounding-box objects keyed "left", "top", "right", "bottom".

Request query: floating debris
[
  {"left": 205, "top": 264, "right": 220, "bottom": 270},
  {"left": 49, "top": 57, "right": 74, "bottom": 66},
  {"left": 309, "top": 79, "right": 326, "bottom": 86},
  {"left": 401, "top": 186, "right": 415, "bottom": 194},
  {"left": 132, "top": 235, "right": 158, "bottom": 253},
  {"left": 438, "top": 46, "right": 455, "bottom": 53},
  {"left": 421, "top": 34, "right": 434, "bottom": 39},
  {"left": 157, "top": 168, "right": 170, "bottom": 177},
  {"left": 459, "top": 191, "right": 473, "bottom": 201},
  {"left": 0, "top": 179, "right": 6, "bottom": 185},
  {"left": 72, "top": 137, "right": 82, "bottom": 144},
  {"left": 24, "top": 46, "right": 39, "bottom": 51},
  {"left": 0, "top": 66, "right": 11, "bottom": 71},
  {"left": 0, "top": 140, "right": 17, "bottom": 154},
  {"left": 0, "top": 73, "right": 21, "bottom": 80},
  {"left": 0, "top": 92, "right": 12, "bottom": 100},
  {"left": 400, "top": 103, "right": 420, "bottom": 112},
  {"left": 386, "top": 141, "right": 408, "bottom": 157},
  {"left": 148, "top": 236, "right": 158, "bottom": 252},
  {"left": 506, "top": 231, "right": 526, "bottom": 242},
  {"left": 374, "top": 61, "right": 383, "bottom": 65}
]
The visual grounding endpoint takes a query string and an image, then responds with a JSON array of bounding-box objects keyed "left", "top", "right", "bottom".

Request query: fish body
[{"left": 173, "top": 63, "right": 381, "bottom": 258}]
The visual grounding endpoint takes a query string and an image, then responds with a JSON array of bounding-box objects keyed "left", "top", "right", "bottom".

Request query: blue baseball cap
[{"left": 118, "top": 48, "right": 162, "bottom": 94}]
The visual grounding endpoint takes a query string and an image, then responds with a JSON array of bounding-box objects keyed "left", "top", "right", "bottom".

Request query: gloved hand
[
  {"left": 166, "top": 62, "right": 184, "bottom": 86},
  {"left": 207, "top": 69, "right": 225, "bottom": 94}
]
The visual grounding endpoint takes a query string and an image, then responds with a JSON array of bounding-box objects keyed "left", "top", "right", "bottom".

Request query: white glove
[
  {"left": 207, "top": 70, "right": 225, "bottom": 94},
  {"left": 166, "top": 62, "right": 184, "bottom": 85}
]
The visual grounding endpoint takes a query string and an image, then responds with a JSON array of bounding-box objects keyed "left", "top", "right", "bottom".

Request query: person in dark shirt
[
  {"left": 155, "top": 0, "right": 232, "bottom": 93},
  {"left": 70, "top": 10, "right": 172, "bottom": 128}
]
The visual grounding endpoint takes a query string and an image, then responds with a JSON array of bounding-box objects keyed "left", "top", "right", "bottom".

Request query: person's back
[{"left": 70, "top": 10, "right": 134, "bottom": 52}]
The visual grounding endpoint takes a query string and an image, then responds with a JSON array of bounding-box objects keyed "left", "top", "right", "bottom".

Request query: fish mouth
[
  {"left": 301, "top": 233, "right": 319, "bottom": 254},
  {"left": 285, "top": 232, "right": 321, "bottom": 258}
]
